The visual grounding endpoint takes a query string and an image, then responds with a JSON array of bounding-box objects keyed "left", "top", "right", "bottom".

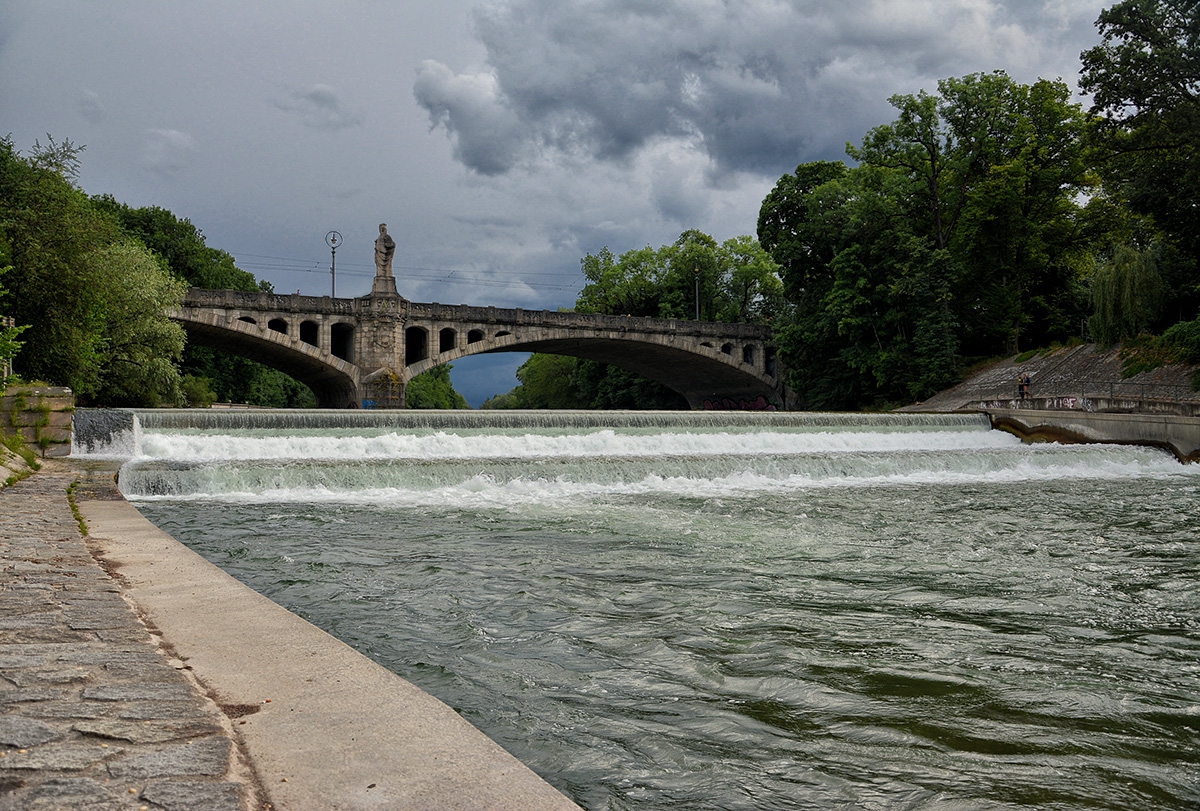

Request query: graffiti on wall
[{"left": 703, "top": 394, "right": 778, "bottom": 411}]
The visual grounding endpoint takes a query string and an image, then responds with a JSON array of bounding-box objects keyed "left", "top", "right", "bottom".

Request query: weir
[{"left": 74, "top": 408, "right": 991, "bottom": 453}]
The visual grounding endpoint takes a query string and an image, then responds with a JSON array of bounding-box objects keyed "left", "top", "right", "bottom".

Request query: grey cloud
[
  {"left": 141, "top": 128, "right": 196, "bottom": 175},
  {"left": 414, "top": 60, "right": 528, "bottom": 174},
  {"left": 274, "top": 84, "right": 363, "bottom": 131},
  {"left": 416, "top": 0, "right": 1105, "bottom": 176},
  {"left": 76, "top": 89, "right": 105, "bottom": 123}
]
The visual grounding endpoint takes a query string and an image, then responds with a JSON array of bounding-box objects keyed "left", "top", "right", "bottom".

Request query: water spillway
[{"left": 73, "top": 408, "right": 1200, "bottom": 810}]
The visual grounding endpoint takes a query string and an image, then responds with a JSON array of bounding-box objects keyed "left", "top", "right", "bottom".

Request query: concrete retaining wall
[{"left": 984, "top": 408, "right": 1200, "bottom": 462}]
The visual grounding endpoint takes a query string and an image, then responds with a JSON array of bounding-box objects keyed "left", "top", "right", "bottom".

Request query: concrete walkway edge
[{"left": 78, "top": 496, "right": 581, "bottom": 811}]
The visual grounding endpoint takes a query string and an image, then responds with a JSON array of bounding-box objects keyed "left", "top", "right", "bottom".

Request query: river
[{"left": 80, "top": 410, "right": 1200, "bottom": 810}]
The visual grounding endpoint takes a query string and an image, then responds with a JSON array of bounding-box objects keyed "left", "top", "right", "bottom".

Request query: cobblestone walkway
[{"left": 1, "top": 464, "right": 250, "bottom": 810}]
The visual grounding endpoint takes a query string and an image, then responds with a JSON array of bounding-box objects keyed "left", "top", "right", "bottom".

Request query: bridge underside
[
  {"left": 179, "top": 320, "right": 359, "bottom": 408},
  {"left": 476, "top": 337, "right": 787, "bottom": 410}
]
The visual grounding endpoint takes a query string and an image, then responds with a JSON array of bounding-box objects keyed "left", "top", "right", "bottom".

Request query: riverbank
[
  {"left": 905, "top": 342, "right": 1200, "bottom": 414},
  {"left": 1, "top": 460, "right": 581, "bottom": 811},
  {"left": 0, "top": 461, "right": 256, "bottom": 810}
]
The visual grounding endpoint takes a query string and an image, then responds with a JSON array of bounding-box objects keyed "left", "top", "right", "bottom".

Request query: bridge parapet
[
  {"left": 184, "top": 288, "right": 362, "bottom": 316},
  {"left": 406, "top": 301, "right": 771, "bottom": 338}
]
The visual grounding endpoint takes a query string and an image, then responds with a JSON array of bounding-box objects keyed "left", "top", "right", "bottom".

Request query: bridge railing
[
  {"left": 183, "top": 288, "right": 775, "bottom": 340},
  {"left": 407, "top": 301, "right": 772, "bottom": 338},
  {"left": 183, "top": 288, "right": 359, "bottom": 314}
]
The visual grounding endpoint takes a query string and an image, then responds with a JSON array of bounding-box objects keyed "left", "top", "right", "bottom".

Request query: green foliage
[
  {"left": 178, "top": 375, "right": 217, "bottom": 408},
  {"left": 1089, "top": 244, "right": 1164, "bottom": 344},
  {"left": 87, "top": 240, "right": 188, "bottom": 406},
  {"left": 1081, "top": 0, "right": 1200, "bottom": 272},
  {"left": 1121, "top": 316, "right": 1200, "bottom": 387},
  {"left": 0, "top": 257, "right": 28, "bottom": 385},
  {"left": 0, "top": 137, "right": 187, "bottom": 404},
  {"left": 495, "top": 231, "right": 777, "bottom": 409},
  {"left": 405, "top": 364, "right": 469, "bottom": 409},
  {"left": 92, "top": 197, "right": 260, "bottom": 291},
  {"left": 760, "top": 72, "right": 1103, "bottom": 409},
  {"left": 578, "top": 231, "right": 785, "bottom": 324}
]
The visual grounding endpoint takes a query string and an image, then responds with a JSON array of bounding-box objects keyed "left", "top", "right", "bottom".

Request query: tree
[
  {"left": 497, "top": 231, "right": 779, "bottom": 409},
  {"left": 85, "top": 240, "right": 187, "bottom": 406},
  {"left": 1089, "top": 243, "right": 1165, "bottom": 343},
  {"left": 405, "top": 364, "right": 469, "bottom": 409},
  {"left": 1080, "top": 0, "right": 1200, "bottom": 319},
  {"left": 92, "top": 197, "right": 260, "bottom": 291},
  {"left": 0, "top": 255, "right": 28, "bottom": 384},
  {"left": 0, "top": 136, "right": 189, "bottom": 404},
  {"left": 759, "top": 73, "right": 1102, "bottom": 409}
]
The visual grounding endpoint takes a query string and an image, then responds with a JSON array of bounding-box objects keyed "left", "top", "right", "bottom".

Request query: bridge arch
[
  {"left": 403, "top": 328, "right": 783, "bottom": 410},
  {"left": 173, "top": 309, "right": 359, "bottom": 408}
]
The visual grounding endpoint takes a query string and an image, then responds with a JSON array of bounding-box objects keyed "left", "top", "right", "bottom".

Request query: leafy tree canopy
[
  {"left": 489, "top": 231, "right": 777, "bottom": 409},
  {"left": 0, "top": 136, "right": 186, "bottom": 404},
  {"left": 1080, "top": 0, "right": 1200, "bottom": 311},
  {"left": 405, "top": 364, "right": 469, "bottom": 409},
  {"left": 759, "top": 72, "right": 1104, "bottom": 409}
]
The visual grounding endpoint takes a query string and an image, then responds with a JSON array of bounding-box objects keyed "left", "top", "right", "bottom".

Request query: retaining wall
[
  {"left": 1, "top": 385, "right": 73, "bottom": 457},
  {"left": 984, "top": 408, "right": 1200, "bottom": 463}
]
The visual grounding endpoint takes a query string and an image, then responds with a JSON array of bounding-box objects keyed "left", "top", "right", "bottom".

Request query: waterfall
[{"left": 76, "top": 407, "right": 991, "bottom": 450}]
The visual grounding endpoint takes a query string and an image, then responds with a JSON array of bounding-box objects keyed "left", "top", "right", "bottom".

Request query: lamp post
[
  {"left": 325, "top": 231, "right": 341, "bottom": 297},
  {"left": 693, "top": 266, "right": 700, "bottom": 320}
]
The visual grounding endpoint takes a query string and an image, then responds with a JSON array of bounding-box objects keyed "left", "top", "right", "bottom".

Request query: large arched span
[
  {"left": 405, "top": 333, "right": 782, "bottom": 409},
  {"left": 176, "top": 312, "right": 359, "bottom": 408}
]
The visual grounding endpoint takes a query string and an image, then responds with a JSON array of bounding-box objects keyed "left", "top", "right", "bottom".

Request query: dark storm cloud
[{"left": 415, "top": 0, "right": 1104, "bottom": 176}]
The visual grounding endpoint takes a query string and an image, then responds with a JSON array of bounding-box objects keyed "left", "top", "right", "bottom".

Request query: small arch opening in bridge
[
  {"left": 331, "top": 322, "right": 354, "bottom": 362},
  {"left": 300, "top": 320, "right": 319, "bottom": 347},
  {"left": 268, "top": 318, "right": 288, "bottom": 335},
  {"left": 406, "top": 326, "right": 429, "bottom": 364},
  {"left": 721, "top": 343, "right": 733, "bottom": 355},
  {"left": 742, "top": 345, "right": 756, "bottom": 366},
  {"left": 238, "top": 316, "right": 257, "bottom": 326},
  {"left": 467, "top": 329, "right": 484, "bottom": 344},
  {"left": 765, "top": 347, "right": 777, "bottom": 377},
  {"left": 495, "top": 330, "right": 512, "bottom": 338},
  {"left": 701, "top": 341, "right": 713, "bottom": 348},
  {"left": 439, "top": 328, "right": 456, "bottom": 353}
]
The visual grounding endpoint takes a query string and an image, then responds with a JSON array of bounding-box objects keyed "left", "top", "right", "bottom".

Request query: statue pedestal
[{"left": 371, "top": 276, "right": 399, "bottom": 296}]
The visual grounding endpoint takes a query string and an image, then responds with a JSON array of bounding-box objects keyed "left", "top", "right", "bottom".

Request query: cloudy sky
[{"left": 1, "top": 0, "right": 1109, "bottom": 404}]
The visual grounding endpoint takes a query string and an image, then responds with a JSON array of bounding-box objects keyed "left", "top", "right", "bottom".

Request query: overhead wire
[{"left": 230, "top": 252, "right": 584, "bottom": 292}]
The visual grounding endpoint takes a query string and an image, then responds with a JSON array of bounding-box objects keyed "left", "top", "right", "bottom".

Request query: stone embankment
[
  {"left": 0, "top": 462, "right": 255, "bottom": 810},
  {"left": 904, "top": 343, "right": 1200, "bottom": 461}
]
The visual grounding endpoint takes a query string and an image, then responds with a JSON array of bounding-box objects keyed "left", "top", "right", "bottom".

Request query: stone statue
[{"left": 374, "top": 223, "right": 396, "bottom": 277}]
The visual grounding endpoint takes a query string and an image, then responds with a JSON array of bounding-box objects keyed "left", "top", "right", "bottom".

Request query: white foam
[
  {"left": 127, "top": 426, "right": 1019, "bottom": 463},
  {"left": 124, "top": 448, "right": 1197, "bottom": 507}
]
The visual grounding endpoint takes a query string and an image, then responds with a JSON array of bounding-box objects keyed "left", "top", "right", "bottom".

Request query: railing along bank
[{"left": 969, "top": 378, "right": 1200, "bottom": 417}]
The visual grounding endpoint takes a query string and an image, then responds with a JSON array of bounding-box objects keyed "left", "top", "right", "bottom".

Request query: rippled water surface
[{"left": 99, "top": 412, "right": 1200, "bottom": 810}]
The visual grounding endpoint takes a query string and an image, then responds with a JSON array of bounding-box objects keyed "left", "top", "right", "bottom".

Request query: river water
[{"left": 83, "top": 411, "right": 1199, "bottom": 810}]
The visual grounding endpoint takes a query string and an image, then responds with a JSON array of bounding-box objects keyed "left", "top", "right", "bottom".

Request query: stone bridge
[{"left": 174, "top": 281, "right": 794, "bottom": 410}]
